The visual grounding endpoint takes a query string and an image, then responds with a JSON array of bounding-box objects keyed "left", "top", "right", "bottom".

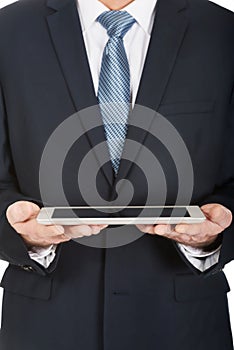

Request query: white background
[
  {"left": 0, "top": 0, "right": 233, "bottom": 339},
  {"left": 0, "top": 259, "right": 233, "bottom": 337}
]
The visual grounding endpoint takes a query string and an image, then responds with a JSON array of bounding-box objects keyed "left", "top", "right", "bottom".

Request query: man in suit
[{"left": 0, "top": 0, "right": 233, "bottom": 349}]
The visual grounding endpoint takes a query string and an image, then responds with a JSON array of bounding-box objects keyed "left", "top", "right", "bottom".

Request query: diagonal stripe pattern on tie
[{"left": 97, "top": 11, "right": 136, "bottom": 174}]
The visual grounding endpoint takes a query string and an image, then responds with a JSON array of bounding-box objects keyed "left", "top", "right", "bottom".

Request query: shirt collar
[{"left": 77, "top": 0, "right": 157, "bottom": 35}]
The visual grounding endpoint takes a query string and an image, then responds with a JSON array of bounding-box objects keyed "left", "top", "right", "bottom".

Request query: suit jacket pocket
[
  {"left": 174, "top": 271, "right": 230, "bottom": 302},
  {"left": 158, "top": 101, "right": 214, "bottom": 116},
  {"left": 0, "top": 265, "right": 52, "bottom": 300}
]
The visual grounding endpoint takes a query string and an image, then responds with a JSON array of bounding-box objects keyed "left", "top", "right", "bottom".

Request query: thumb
[
  {"left": 201, "top": 204, "right": 233, "bottom": 229},
  {"left": 6, "top": 201, "right": 40, "bottom": 225}
]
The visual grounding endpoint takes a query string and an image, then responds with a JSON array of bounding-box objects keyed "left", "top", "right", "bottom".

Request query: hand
[
  {"left": 137, "top": 204, "right": 233, "bottom": 249},
  {"left": 6, "top": 201, "right": 108, "bottom": 248}
]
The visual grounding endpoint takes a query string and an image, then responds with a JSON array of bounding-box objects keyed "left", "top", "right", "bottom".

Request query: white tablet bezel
[{"left": 37, "top": 206, "right": 206, "bottom": 225}]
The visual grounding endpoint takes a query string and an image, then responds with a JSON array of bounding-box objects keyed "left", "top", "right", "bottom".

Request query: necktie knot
[{"left": 97, "top": 11, "right": 136, "bottom": 39}]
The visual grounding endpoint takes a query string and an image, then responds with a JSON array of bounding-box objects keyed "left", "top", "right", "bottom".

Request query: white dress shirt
[{"left": 29, "top": 0, "right": 220, "bottom": 271}]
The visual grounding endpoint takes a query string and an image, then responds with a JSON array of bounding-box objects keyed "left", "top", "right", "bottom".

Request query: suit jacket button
[{"left": 22, "top": 265, "right": 34, "bottom": 272}]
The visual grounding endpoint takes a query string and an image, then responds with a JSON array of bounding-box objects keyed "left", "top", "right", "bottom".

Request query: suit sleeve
[
  {"left": 200, "top": 92, "right": 234, "bottom": 272},
  {"left": 174, "top": 91, "right": 234, "bottom": 276},
  {"left": 0, "top": 84, "right": 61, "bottom": 276},
  {"left": 176, "top": 91, "right": 234, "bottom": 276}
]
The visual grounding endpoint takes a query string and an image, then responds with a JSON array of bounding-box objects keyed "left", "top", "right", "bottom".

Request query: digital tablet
[{"left": 37, "top": 206, "right": 206, "bottom": 225}]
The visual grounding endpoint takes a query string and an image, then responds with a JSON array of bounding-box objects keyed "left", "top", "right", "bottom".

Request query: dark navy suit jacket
[{"left": 0, "top": 0, "right": 233, "bottom": 349}]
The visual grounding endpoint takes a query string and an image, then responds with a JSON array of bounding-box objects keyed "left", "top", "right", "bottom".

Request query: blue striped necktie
[{"left": 97, "top": 11, "right": 136, "bottom": 174}]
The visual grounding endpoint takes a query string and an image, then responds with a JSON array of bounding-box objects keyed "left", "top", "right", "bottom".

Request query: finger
[
  {"left": 174, "top": 220, "right": 220, "bottom": 237},
  {"left": 153, "top": 225, "right": 204, "bottom": 246},
  {"left": 47, "top": 234, "right": 71, "bottom": 244},
  {"left": 7, "top": 201, "right": 40, "bottom": 225},
  {"left": 147, "top": 222, "right": 219, "bottom": 247},
  {"left": 90, "top": 224, "right": 108, "bottom": 229},
  {"left": 138, "top": 223, "right": 211, "bottom": 246},
  {"left": 175, "top": 205, "right": 232, "bottom": 236},
  {"left": 26, "top": 233, "right": 71, "bottom": 246},
  {"left": 153, "top": 225, "right": 173, "bottom": 236},
  {"left": 201, "top": 204, "right": 232, "bottom": 228},
  {"left": 14, "top": 218, "right": 65, "bottom": 238},
  {"left": 65, "top": 224, "right": 108, "bottom": 238},
  {"left": 65, "top": 225, "right": 94, "bottom": 237},
  {"left": 47, "top": 226, "right": 107, "bottom": 244},
  {"left": 136, "top": 224, "right": 156, "bottom": 234},
  {"left": 175, "top": 221, "right": 206, "bottom": 235},
  {"left": 89, "top": 224, "right": 108, "bottom": 234}
]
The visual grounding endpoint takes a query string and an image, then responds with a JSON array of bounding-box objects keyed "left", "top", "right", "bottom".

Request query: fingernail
[{"left": 56, "top": 225, "right": 65, "bottom": 234}]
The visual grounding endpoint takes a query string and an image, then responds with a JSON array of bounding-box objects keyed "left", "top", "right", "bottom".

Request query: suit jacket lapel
[
  {"left": 115, "top": 0, "right": 189, "bottom": 184},
  {"left": 46, "top": 0, "right": 114, "bottom": 186}
]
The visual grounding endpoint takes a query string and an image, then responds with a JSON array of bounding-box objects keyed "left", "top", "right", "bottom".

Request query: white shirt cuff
[
  {"left": 178, "top": 243, "right": 221, "bottom": 272},
  {"left": 29, "top": 245, "right": 57, "bottom": 268},
  {"left": 29, "top": 242, "right": 221, "bottom": 272}
]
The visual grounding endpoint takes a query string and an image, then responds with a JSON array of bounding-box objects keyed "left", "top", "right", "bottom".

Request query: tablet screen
[{"left": 52, "top": 207, "right": 190, "bottom": 219}]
